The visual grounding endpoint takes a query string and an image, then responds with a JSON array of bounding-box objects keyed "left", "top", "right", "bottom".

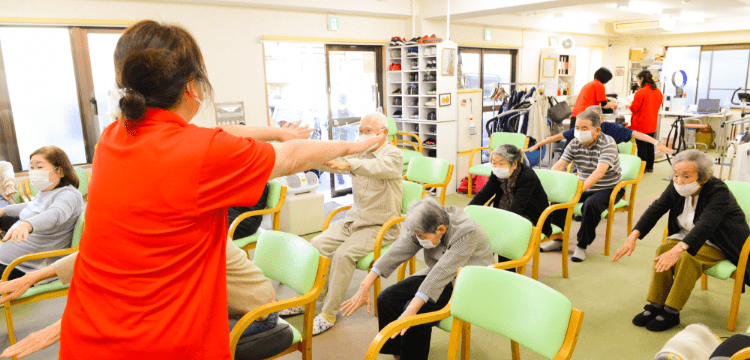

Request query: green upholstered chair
[
  {"left": 387, "top": 117, "right": 424, "bottom": 175},
  {"left": 466, "top": 132, "right": 529, "bottom": 197},
  {"left": 9, "top": 178, "right": 25, "bottom": 204},
  {"left": 617, "top": 137, "right": 637, "bottom": 155},
  {"left": 404, "top": 156, "right": 454, "bottom": 205},
  {"left": 229, "top": 180, "right": 287, "bottom": 254},
  {"left": 533, "top": 169, "right": 584, "bottom": 279},
  {"left": 74, "top": 167, "right": 89, "bottom": 201},
  {"left": 572, "top": 154, "right": 645, "bottom": 256},
  {"left": 662, "top": 180, "right": 750, "bottom": 331},
  {"left": 322, "top": 180, "right": 423, "bottom": 316},
  {"left": 229, "top": 231, "right": 329, "bottom": 360},
  {"left": 364, "top": 266, "right": 584, "bottom": 360},
  {"left": 3, "top": 213, "right": 85, "bottom": 346}
]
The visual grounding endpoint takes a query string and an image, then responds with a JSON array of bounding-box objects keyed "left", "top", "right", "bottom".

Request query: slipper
[
  {"left": 279, "top": 305, "right": 304, "bottom": 317},
  {"left": 312, "top": 314, "right": 335, "bottom": 336}
]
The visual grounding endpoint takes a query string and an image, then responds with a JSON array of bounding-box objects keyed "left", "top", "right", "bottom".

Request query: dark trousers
[
  {"left": 636, "top": 132, "right": 656, "bottom": 171},
  {"left": 377, "top": 275, "right": 453, "bottom": 360},
  {"left": 229, "top": 312, "right": 294, "bottom": 360},
  {"left": 227, "top": 186, "right": 268, "bottom": 240},
  {"left": 551, "top": 187, "right": 624, "bottom": 249},
  {"left": 0, "top": 215, "right": 19, "bottom": 232},
  {"left": 0, "top": 264, "right": 26, "bottom": 280},
  {"left": 569, "top": 116, "right": 577, "bottom": 130}
]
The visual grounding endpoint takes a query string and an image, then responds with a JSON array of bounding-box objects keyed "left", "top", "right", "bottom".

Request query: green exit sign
[
  {"left": 328, "top": 16, "right": 339, "bottom": 31},
  {"left": 484, "top": 29, "right": 492, "bottom": 40}
]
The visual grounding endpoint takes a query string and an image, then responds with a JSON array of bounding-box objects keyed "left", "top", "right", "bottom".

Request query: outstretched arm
[
  {"left": 218, "top": 120, "right": 313, "bottom": 143},
  {"left": 525, "top": 133, "right": 564, "bottom": 152},
  {"left": 0, "top": 319, "right": 60, "bottom": 358},
  {"left": 631, "top": 130, "right": 674, "bottom": 154}
]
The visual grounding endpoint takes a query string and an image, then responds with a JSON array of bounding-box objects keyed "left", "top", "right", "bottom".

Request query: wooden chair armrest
[
  {"left": 396, "top": 139, "right": 421, "bottom": 153},
  {"left": 536, "top": 181, "right": 584, "bottom": 230},
  {"left": 364, "top": 301, "right": 452, "bottom": 360},
  {"left": 396, "top": 131, "right": 423, "bottom": 153},
  {"left": 732, "top": 235, "right": 750, "bottom": 292},
  {"left": 730, "top": 347, "right": 750, "bottom": 360},
  {"left": 2, "top": 247, "right": 79, "bottom": 281},
  {"left": 491, "top": 226, "right": 540, "bottom": 272},
  {"left": 322, "top": 205, "right": 353, "bottom": 231},
  {"left": 467, "top": 147, "right": 490, "bottom": 169},
  {"left": 374, "top": 217, "right": 405, "bottom": 261},
  {"left": 552, "top": 308, "right": 584, "bottom": 360},
  {"left": 228, "top": 207, "right": 283, "bottom": 239},
  {"left": 420, "top": 183, "right": 445, "bottom": 189}
]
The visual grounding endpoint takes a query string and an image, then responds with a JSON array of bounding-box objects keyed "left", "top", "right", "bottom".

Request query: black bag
[{"left": 547, "top": 97, "right": 571, "bottom": 124}]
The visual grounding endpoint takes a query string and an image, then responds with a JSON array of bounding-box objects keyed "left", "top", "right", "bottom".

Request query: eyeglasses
[{"left": 358, "top": 128, "right": 380, "bottom": 135}]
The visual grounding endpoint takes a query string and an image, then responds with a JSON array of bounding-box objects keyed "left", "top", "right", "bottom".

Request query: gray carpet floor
[{"left": 3, "top": 152, "right": 749, "bottom": 359}]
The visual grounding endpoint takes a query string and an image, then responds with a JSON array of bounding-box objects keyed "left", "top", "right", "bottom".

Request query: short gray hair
[
  {"left": 405, "top": 197, "right": 450, "bottom": 234},
  {"left": 585, "top": 105, "right": 603, "bottom": 117},
  {"left": 491, "top": 144, "right": 522, "bottom": 166},
  {"left": 672, "top": 149, "right": 714, "bottom": 182},
  {"left": 577, "top": 107, "right": 601, "bottom": 128},
  {"left": 362, "top": 112, "right": 388, "bottom": 129}
]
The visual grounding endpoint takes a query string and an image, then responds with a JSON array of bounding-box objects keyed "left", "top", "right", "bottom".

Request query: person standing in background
[
  {"left": 570, "top": 68, "right": 618, "bottom": 129},
  {"left": 628, "top": 70, "right": 663, "bottom": 173}
]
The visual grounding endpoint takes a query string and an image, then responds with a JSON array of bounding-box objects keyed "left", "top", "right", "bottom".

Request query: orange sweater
[{"left": 630, "top": 85, "right": 663, "bottom": 134}]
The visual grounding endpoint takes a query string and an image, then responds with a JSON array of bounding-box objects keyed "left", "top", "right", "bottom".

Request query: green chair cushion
[
  {"left": 534, "top": 169, "right": 580, "bottom": 204},
  {"left": 356, "top": 244, "right": 392, "bottom": 271},
  {"left": 277, "top": 318, "right": 301, "bottom": 344},
  {"left": 573, "top": 199, "right": 628, "bottom": 219},
  {"left": 618, "top": 142, "right": 634, "bottom": 155},
  {"left": 406, "top": 157, "right": 450, "bottom": 185},
  {"left": 74, "top": 167, "right": 88, "bottom": 198},
  {"left": 400, "top": 149, "right": 424, "bottom": 167},
  {"left": 464, "top": 206, "right": 532, "bottom": 261},
  {"left": 233, "top": 229, "right": 263, "bottom": 249},
  {"left": 20, "top": 280, "right": 67, "bottom": 301},
  {"left": 255, "top": 231, "right": 320, "bottom": 296},
  {"left": 71, "top": 213, "right": 85, "bottom": 248},
  {"left": 468, "top": 163, "right": 492, "bottom": 177},
  {"left": 489, "top": 132, "right": 527, "bottom": 150},
  {"left": 705, "top": 260, "right": 737, "bottom": 280},
  {"left": 726, "top": 181, "right": 750, "bottom": 221},
  {"left": 541, "top": 224, "right": 563, "bottom": 240},
  {"left": 402, "top": 180, "right": 423, "bottom": 212},
  {"left": 619, "top": 154, "right": 642, "bottom": 181},
  {"left": 438, "top": 316, "right": 453, "bottom": 332},
  {"left": 266, "top": 180, "right": 282, "bottom": 209}
]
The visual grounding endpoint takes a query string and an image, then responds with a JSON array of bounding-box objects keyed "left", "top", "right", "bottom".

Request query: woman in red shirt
[
  {"left": 570, "top": 67, "right": 618, "bottom": 129},
  {"left": 59, "top": 20, "right": 383, "bottom": 360},
  {"left": 629, "top": 70, "right": 663, "bottom": 172}
]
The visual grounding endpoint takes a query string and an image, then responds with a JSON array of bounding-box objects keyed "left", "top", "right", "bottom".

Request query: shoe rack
[
  {"left": 386, "top": 40, "right": 458, "bottom": 193},
  {"left": 386, "top": 41, "right": 458, "bottom": 159}
]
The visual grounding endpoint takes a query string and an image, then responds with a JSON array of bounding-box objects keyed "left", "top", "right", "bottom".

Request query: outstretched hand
[
  {"left": 348, "top": 133, "right": 385, "bottom": 154},
  {"left": 2, "top": 221, "right": 31, "bottom": 243},
  {"left": 278, "top": 121, "right": 313, "bottom": 142},
  {"left": 341, "top": 286, "right": 371, "bottom": 317},
  {"left": 0, "top": 275, "right": 35, "bottom": 303},
  {"left": 325, "top": 161, "right": 351, "bottom": 171},
  {"left": 612, "top": 231, "right": 640, "bottom": 262},
  {"left": 656, "top": 143, "right": 675, "bottom": 155},
  {"left": 0, "top": 319, "right": 61, "bottom": 358}
]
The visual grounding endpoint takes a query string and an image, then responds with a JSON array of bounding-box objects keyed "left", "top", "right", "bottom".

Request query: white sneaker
[
  {"left": 572, "top": 247, "right": 587, "bottom": 262},
  {"left": 540, "top": 240, "right": 563, "bottom": 252},
  {"left": 312, "top": 314, "right": 335, "bottom": 336},
  {"left": 279, "top": 305, "right": 305, "bottom": 316},
  {"left": 425, "top": 98, "right": 436, "bottom": 107}
]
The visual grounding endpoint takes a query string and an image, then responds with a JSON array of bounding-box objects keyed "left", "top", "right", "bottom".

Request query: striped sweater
[{"left": 562, "top": 132, "right": 622, "bottom": 192}]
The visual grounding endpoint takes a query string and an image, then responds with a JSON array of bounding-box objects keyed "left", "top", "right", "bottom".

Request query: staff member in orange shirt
[
  {"left": 59, "top": 20, "right": 383, "bottom": 360},
  {"left": 570, "top": 67, "right": 618, "bottom": 129},
  {"left": 628, "top": 70, "right": 664, "bottom": 172}
]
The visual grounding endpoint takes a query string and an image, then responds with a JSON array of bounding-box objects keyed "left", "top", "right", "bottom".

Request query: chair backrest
[
  {"left": 254, "top": 230, "right": 321, "bottom": 295},
  {"left": 464, "top": 205, "right": 532, "bottom": 260},
  {"left": 618, "top": 154, "right": 642, "bottom": 182},
  {"left": 405, "top": 157, "right": 450, "bottom": 185},
  {"left": 534, "top": 169, "right": 580, "bottom": 204},
  {"left": 725, "top": 180, "right": 750, "bottom": 221},
  {"left": 11, "top": 178, "right": 23, "bottom": 203},
  {"left": 451, "top": 266, "right": 573, "bottom": 359},
  {"left": 617, "top": 141, "right": 634, "bottom": 155},
  {"left": 387, "top": 116, "right": 398, "bottom": 143},
  {"left": 489, "top": 132, "right": 527, "bottom": 150},
  {"left": 71, "top": 213, "right": 86, "bottom": 248},
  {"left": 74, "top": 167, "right": 89, "bottom": 199},
  {"left": 265, "top": 179, "right": 283, "bottom": 209},
  {"left": 27, "top": 178, "right": 39, "bottom": 198},
  {"left": 402, "top": 180, "right": 423, "bottom": 216}
]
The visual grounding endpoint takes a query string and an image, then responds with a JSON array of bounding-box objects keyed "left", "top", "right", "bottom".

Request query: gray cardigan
[
  {"left": 0, "top": 185, "right": 84, "bottom": 273},
  {"left": 373, "top": 206, "right": 494, "bottom": 302}
]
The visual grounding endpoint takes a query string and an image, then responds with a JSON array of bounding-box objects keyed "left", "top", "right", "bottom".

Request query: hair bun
[{"left": 119, "top": 88, "right": 147, "bottom": 121}]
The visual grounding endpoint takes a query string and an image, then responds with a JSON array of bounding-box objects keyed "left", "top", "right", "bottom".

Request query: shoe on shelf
[
  {"left": 312, "top": 314, "right": 336, "bottom": 336},
  {"left": 404, "top": 37, "right": 419, "bottom": 45},
  {"left": 279, "top": 305, "right": 305, "bottom": 317},
  {"left": 410, "top": 99, "right": 418, "bottom": 106},
  {"left": 412, "top": 60, "right": 418, "bottom": 70},
  {"left": 424, "top": 138, "right": 436, "bottom": 145},
  {"left": 393, "top": 109, "right": 402, "bottom": 117},
  {"left": 411, "top": 112, "right": 419, "bottom": 119},
  {"left": 393, "top": 37, "right": 405, "bottom": 46},
  {"left": 427, "top": 88, "right": 436, "bottom": 94},
  {"left": 396, "top": 63, "right": 402, "bottom": 71},
  {"left": 390, "top": 49, "right": 401, "bottom": 58},
  {"left": 428, "top": 112, "right": 437, "bottom": 120},
  {"left": 407, "top": 47, "right": 418, "bottom": 56},
  {"left": 646, "top": 311, "right": 680, "bottom": 332},
  {"left": 393, "top": 97, "right": 402, "bottom": 106},
  {"left": 425, "top": 34, "right": 443, "bottom": 43},
  {"left": 392, "top": 88, "right": 402, "bottom": 94},
  {"left": 633, "top": 304, "right": 664, "bottom": 327},
  {"left": 425, "top": 98, "right": 436, "bottom": 107},
  {"left": 409, "top": 73, "right": 417, "bottom": 82}
]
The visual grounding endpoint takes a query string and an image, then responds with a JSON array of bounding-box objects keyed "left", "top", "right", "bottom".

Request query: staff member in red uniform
[
  {"left": 570, "top": 67, "right": 618, "bottom": 129},
  {"left": 59, "top": 20, "right": 383, "bottom": 360},
  {"left": 628, "top": 70, "right": 663, "bottom": 172}
]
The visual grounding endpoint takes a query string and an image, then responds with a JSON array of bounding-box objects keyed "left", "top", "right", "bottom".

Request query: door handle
[{"left": 89, "top": 98, "right": 98, "bottom": 115}]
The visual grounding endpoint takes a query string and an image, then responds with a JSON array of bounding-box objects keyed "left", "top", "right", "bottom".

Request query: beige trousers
[{"left": 311, "top": 221, "right": 396, "bottom": 315}]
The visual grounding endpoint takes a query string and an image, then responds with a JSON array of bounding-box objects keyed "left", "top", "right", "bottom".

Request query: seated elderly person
[
  {"left": 612, "top": 150, "right": 750, "bottom": 332},
  {"left": 0, "top": 146, "right": 84, "bottom": 280},
  {"left": 468, "top": 144, "right": 552, "bottom": 253},
  {"left": 541, "top": 107, "right": 623, "bottom": 263},
  {"left": 340, "top": 197, "right": 494, "bottom": 360},
  {"left": 0, "top": 238, "right": 293, "bottom": 360}
]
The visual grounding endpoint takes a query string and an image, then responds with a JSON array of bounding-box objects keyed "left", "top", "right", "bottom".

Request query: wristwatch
[{"left": 678, "top": 242, "right": 688, "bottom": 251}]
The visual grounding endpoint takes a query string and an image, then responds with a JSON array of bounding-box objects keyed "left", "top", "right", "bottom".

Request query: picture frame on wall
[
  {"left": 439, "top": 93, "right": 451, "bottom": 107},
  {"left": 441, "top": 48, "right": 455, "bottom": 76},
  {"left": 542, "top": 57, "right": 556, "bottom": 78}
]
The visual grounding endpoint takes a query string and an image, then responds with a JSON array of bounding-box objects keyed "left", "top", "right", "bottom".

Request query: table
[{"left": 657, "top": 111, "right": 731, "bottom": 151}]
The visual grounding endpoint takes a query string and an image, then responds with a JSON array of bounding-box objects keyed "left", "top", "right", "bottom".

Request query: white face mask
[
  {"left": 492, "top": 166, "right": 511, "bottom": 179},
  {"left": 357, "top": 133, "right": 377, "bottom": 142},
  {"left": 574, "top": 129, "right": 594, "bottom": 143},
  {"left": 673, "top": 181, "right": 700, "bottom": 197},
  {"left": 417, "top": 235, "right": 439, "bottom": 249},
  {"left": 28, "top": 169, "right": 55, "bottom": 191}
]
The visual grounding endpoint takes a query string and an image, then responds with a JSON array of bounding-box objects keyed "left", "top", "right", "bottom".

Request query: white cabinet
[{"left": 540, "top": 49, "right": 577, "bottom": 102}]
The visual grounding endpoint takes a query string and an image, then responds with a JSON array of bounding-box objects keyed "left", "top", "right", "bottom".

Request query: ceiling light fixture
[{"left": 615, "top": 1, "right": 662, "bottom": 15}]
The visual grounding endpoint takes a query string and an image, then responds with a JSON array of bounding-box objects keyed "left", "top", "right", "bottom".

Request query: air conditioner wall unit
[{"left": 614, "top": 18, "right": 675, "bottom": 33}]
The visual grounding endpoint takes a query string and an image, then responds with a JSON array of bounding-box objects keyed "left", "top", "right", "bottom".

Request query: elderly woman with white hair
[
  {"left": 469, "top": 144, "right": 552, "bottom": 244},
  {"left": 340, "top": 197, "right": 494, "bottom": 360},
  {"left": 612, "top": 150, "right": 750, "bottom": 332}
]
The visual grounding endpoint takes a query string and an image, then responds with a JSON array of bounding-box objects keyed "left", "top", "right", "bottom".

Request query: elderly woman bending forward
[
  {"left": 612, "top": 150, "right": 750, "bottom": 332},
  {"left": 341, "top": 197, "right": 494, "bottom": 360}
]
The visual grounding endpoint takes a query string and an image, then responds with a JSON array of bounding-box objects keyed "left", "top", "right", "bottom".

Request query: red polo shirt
[
  {"left": 572, "top": 79, "right": 607, "bottom": 118},
  {"left": 60, "top": 108, "right": 275, "bottom": 360},
  {"left": 629, "top": 84, "right": 663, "bottom": 134}
]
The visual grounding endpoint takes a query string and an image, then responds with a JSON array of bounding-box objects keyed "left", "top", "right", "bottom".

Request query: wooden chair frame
[
  {"left": 363, "top": 273, "right": 584, "bottom": 360},
  {"left": 730, "top": 347, "right": 750, "bottom": 360},
  {"left": 388, "top": 130, "right": 423, "bottom": 154},
  {"left": 466, "top": 137, "right": 530, "bottom": 198},
  {"left": 661, "top": 226, "right": 750, "bottom": 332},
  {"left": 229, "top": 255, "right": 330, "bottom": 360},
  {"left": 404, "top": 165, "right": 454, "bottom": 205},
  {"left": 602, "top": 160, "right": 646, "bottom": 256},
  {"left": 534, "top": 180, "right": 584, "bottom": 279},
  {"left": 228, "top": 186, "right": 287, "bottom": 252}
]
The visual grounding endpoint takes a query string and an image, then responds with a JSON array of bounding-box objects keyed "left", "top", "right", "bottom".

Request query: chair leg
[
  {"left": 409, "top": 256, "right": 416, "bottom": 276},
  {"left": 397, "top": 262, "right": 407, "bottom": 282},
  {"left": 373, "top": 277, "right": 381, "bottom": 317},
  {"left": 562, "top": 234, "right": 569, "bottom": 279},
  {"left": 461, "top": 323, "right": 471, "bottom": 360},
  {"left": 511, "top": 340, "right": 520, "bottom": 360},
  {"left": 627, "top": 208, "right": 634, "bottom": 235},
  {"left": 518, "top": 265, "right": 527, "bottom": 277},
  {"left": 468, "top": 176, "right": 473, "bottom": 198},
  {"left": 532, "top": 246, "right": 540, "bottom": 280},
  {"left": 701, "top": 274, "right": 708, "bottom": 290},
  {"left": 302, "top": 303, "right": 315, "bottom": 359},
  {"left": 604, "top": 214, "right": 614, "bottom": 256},
  {"left": 5, "top": 304, "right": 16, "bottom": 346},
  {"left": 728, "top": 276, "right": 744, "bottom": 332}
]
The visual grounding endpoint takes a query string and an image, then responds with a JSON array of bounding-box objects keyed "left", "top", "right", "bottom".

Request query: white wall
[{"left": 4, "top": 0, "right": 406, "bottom": 127}]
